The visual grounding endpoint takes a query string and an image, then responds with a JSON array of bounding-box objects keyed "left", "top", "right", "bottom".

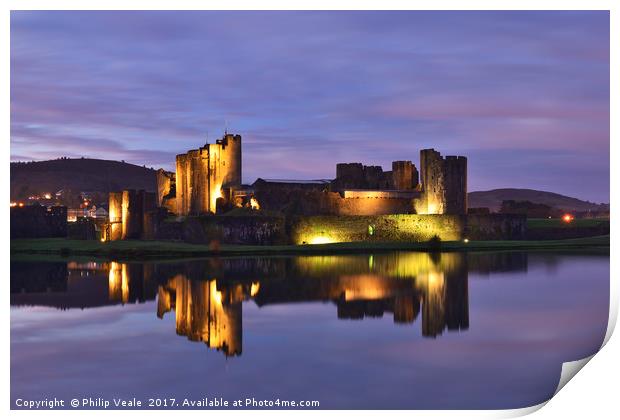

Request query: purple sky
[{"left": 10, "top": 11, "right": 610, "bottom": 202}]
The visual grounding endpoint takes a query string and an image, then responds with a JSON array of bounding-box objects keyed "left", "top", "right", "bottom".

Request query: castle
[
  {"left": 153, "top": 132, "right": 467, "bottom": 218},
  {"left": 104, "top": 132, "right": 525, "bottom": 245}
]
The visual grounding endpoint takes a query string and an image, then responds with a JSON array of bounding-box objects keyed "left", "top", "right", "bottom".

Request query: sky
[{"left": 10, "top": 11, "right": 610, "bottom": 202}]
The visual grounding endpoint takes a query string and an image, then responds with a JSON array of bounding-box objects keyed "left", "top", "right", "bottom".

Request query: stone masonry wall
[{"left": 152, "top": 213, "right": 526, "bottom": 245}]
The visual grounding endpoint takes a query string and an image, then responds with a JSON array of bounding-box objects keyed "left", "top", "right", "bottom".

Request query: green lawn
[
  {"left": 527, "top": 217, "right": 609, "bottom": 229},
  {"left": 10, "top": 235, "right": 609, "bottom": 260}
]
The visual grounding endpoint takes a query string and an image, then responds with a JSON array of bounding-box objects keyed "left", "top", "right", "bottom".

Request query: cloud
[{"left": 10, "top": 11, "right": 610, "bottom": 202}]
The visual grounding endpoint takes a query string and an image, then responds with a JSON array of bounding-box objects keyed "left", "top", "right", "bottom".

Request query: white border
[{"left": 3, "top": 2, "right": 617, "bottom": 420}]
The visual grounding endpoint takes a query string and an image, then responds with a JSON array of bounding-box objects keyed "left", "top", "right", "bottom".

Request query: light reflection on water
[{"left": 10, "top": 251, "right": 609, "bottom": 409}]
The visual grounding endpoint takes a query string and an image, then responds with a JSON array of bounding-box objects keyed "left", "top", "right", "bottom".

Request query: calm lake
[{"left": 10, "top": 251, "right": 609, "bottom": 409}]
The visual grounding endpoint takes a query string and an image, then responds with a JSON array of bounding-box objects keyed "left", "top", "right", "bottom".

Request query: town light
[
  {"left": 463, "top": 238, "right": 469, "bottom": 243},
  {"left": 250, "top": 197, "right": 260, "bottom": 210},
  {"left": 562, "top": 214, "right": 574, "bottom": 223}
]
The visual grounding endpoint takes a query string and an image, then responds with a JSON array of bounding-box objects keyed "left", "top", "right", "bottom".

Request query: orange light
[
  {"left": 562, "top": 214, "right": 574, "bottom": 223},
  {"left": 18, "top": 202, "right": 24, "bottom": 207}
]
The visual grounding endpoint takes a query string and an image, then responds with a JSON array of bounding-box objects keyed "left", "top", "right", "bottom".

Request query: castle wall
[
  {"left": 109, "top": 190, "right": 157, "bottom": 240},
  {"left": 175, "top": 153, "right": 188, "bottom": 216},
  {"left": 121, "top": 190, "right": 142, "bottom": 239},
  {"left": 156, "top": 169, "right": 174, "bottom": 207},
  {"left": 465, "top": 214, "right": 527, "bottom": 240},
  {"left": 444, "top": 156, "right": 467, "bottom": 215},
  {"left": 108, "top": 191, "right": 123, "bottom": 241},
  {"left": 290, "top": 214, "right": 525, "bottom": 244},
  {"left": 335, "top": 163, "right": 365, "bottom": 189},
  {"left": 149, "top": 213, "right": 525, "bottom": 245},
  {"left": 161, "top": 196, "right": 177, "bottom": 214},
  {"left": 328, "top": 194, "right": 414, "bottom": 216},
  {"left": 252, "top": 181, "right": 419, "bottom": 216},
  {"left": 333, "top": 163, "right": 392, "bottom": 190},
  {"left": 391, "top": 161, "right": 418, "bottom": 190},
  {"left": 419, "top": 149, "right": 467, "bottom": 215},
  {"left": 290, "top": 214, "right": 466, "bottom": 244},
  {"left": 420, "top": 149, "right": 446, "bottom": 214}
]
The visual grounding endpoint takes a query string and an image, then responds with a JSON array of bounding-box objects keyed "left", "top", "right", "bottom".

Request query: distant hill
[
  {"left": 10, "top": 158, "right": 157, "bottom": 200},
  {"left": 468, "top": 188, "right": 609, "bottom": 212}
]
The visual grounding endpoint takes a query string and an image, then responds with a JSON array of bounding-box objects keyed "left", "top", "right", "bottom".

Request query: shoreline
[{"left": 10, "top": 236, "right": 610, "bottom": 260}]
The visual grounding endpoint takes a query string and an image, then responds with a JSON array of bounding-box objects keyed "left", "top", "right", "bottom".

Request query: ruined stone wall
[
  {"left": 162, "top": 196, "right": 177, "bottom": 214},
  {"left": 121, "top": 190, "right": 142, "bottom": 239},
  {"left": 420, "top": 149, "right": 446, "bottom": 214},
  {"left": 108, "top": 191, "right": 123, "bottom": 240},
  {"left": 175, "top": 153, "right": 188, "bottom": 216},
  {"left": 252, "top": 182, "right": 418, "bottom": 216},
  {"left": 465, "top": 214, "right": 526, "bottom": 240},
  {"left": 155, "top": 215, "right": 287, "bottom": 245},
  {"left": 151, "top": 213, "right": 525, "bottom": 245},
  {"left": 326, "top": 194, "right": 414, "bottom": 216},
  {"left": 335, "top": 163, "right": 365, "bottom": 189},
  {"left": 333, "top": 163, "right": 392, "bottom": 190},
  {"left": 419, "top": 149, "right": 467, "bottom": 215},
  {"left": 252, "top": 180, "right": 329, "bottom": 215},
  {"left": 156, "top": 169, "right": 175, "bottom": 207},
  {"left": 290, "top": 214, "right": 525, "bottom": 244},
  {"left": 109, "top": 190, "right": 157, "bottom": 240},
  {"left": 364, "top": 165, "right": 391, "bottom": 189},
  {"left": 290, "top": 215, "right": 466, "bottom": 244},
  {"left": 392, "top": 161, "right": 419, "bottom": 190},
  {"left": 444, "top": 156, "right": 467, "bottom": 215}
]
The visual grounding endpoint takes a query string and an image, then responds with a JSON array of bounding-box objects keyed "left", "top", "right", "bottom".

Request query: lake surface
[{"left": 10, "top": 251, "right": 609, "bottom": 409}]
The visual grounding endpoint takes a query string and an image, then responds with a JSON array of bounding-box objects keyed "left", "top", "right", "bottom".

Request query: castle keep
[{"left": 174, "top": 133, "right": 241, "bottom": 215}]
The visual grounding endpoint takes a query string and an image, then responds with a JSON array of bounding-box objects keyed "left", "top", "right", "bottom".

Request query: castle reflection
[
  {"left": 156, "top": 276, "right": 252, "bottom": 356},
  {"left": 10, "top": 252, "right": 529, "bottom": 357}
]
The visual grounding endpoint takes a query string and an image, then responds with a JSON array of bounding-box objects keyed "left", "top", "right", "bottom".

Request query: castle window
[{"left": 368, "top": 225, "right": 375, "bottom": 236}]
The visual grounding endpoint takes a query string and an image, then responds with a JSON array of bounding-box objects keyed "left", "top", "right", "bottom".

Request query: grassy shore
[
  {"left": 527, "top": 217, "right": 609, "bottom": 229},
  {"left": 10, "top": 235, "right": 609, "bottom": 260}
]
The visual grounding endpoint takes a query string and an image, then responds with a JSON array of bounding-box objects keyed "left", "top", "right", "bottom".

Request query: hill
[
  {"left": 468, "top": 188, "right": 609, "bottom": 212},
  {"left": 10, "top": 158, "right": 157, "bottom": 200}
]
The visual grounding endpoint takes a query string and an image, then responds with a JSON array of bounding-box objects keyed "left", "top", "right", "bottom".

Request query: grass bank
[
  {"left": 527, "top": 217, "right": 609, "bottom": 229},
  {"left": 10, "top": 235, "right": 609, "bottom": 260}
]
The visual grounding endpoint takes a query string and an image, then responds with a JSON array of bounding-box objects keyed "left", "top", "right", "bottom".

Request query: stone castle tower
[
  {"left": 175, "top": 133, "right": 242, "bottom": 215},
  {"left": 419, "top": 149, "right": 467, "bottom": 215},
  {"left": 392, "top": 160, "right": 419, "bottom": 190}
]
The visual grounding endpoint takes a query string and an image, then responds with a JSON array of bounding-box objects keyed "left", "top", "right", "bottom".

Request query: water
[{"left": 10, "top": 251, "right": 609, "bottom": 409}]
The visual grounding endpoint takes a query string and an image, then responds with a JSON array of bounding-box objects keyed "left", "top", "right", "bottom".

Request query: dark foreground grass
[
  {"left": 10, "top": 235, "right": 609, "bottom": 260},
  {"left": 527, "top": 217, "right": 609, "bottom": 229}
]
